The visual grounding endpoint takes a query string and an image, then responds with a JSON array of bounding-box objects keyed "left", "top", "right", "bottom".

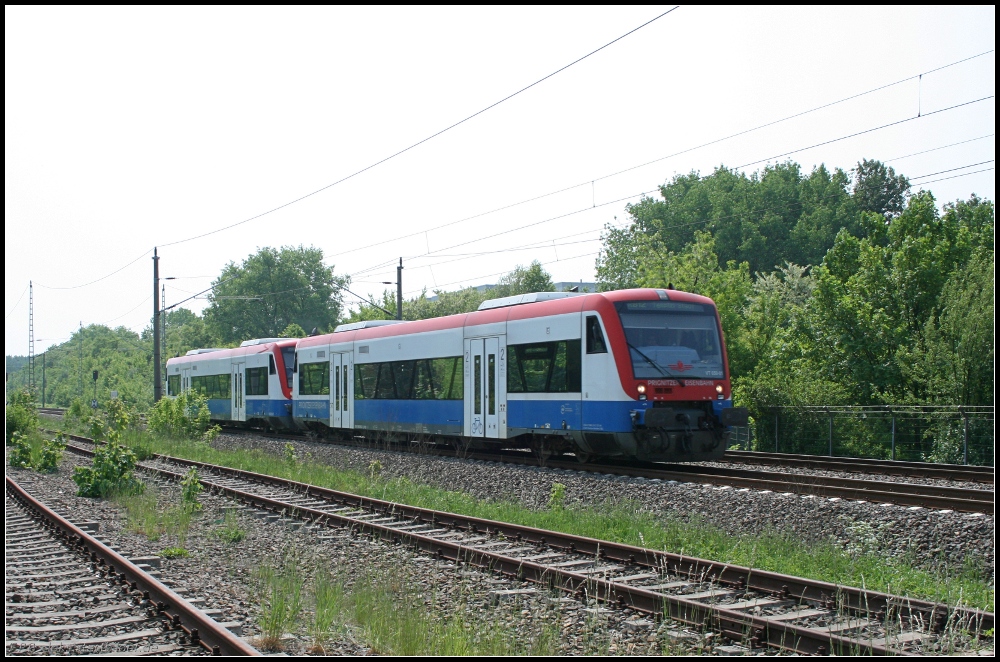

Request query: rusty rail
[{"left": 5, "top": 475, "right": 259, "bottom": 656}]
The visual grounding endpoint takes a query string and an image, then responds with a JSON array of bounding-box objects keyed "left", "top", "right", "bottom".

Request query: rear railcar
[{"left": 165, "top": 338, "right": 296, "bottom": 430}]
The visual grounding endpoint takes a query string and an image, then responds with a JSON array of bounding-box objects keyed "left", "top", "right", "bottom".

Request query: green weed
[
  {"left": 214, "top": 510, "right": 247, "bottom": 544},
  {"left": 180, "top": 467, "right": 204, "bottom": 511},
  {"left": 161, "top": 547, "right": 189, "bottom": 559},
  {"left": 254, "top": 551, "right": 305, "bottom": 650}
]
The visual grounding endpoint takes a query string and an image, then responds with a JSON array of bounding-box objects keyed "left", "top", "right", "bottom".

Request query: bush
[
  {"left": 8, "top": 431, "right": 34, "bottom": 468},
  {"left": 35, "top": 434, "right": 67, "bottom": 472},
  {"left": 68, "top": 398, "right": 87, "bottom": 420},
  {"left": 72, "top": 439, "right": 144, "bottom": 498},
  {"left": 6, "top": 388, "right": 37, "bottom": 444},
  {"left": 148, "top": 392, "right": 215, "bottom": 441}
]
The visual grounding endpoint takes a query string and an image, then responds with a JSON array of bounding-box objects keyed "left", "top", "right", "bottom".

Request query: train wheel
[{"left": 574, "top": 452, "right": 593, "bottom": 464}]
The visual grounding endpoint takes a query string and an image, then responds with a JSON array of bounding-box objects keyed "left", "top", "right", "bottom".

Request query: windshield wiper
[{"left": 626, "top": 341, "right": 686, "bottom": 386}]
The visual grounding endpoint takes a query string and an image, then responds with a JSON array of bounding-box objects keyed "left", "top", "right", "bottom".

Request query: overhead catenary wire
[
  {"left": 908, "top": 160, "right": 995, "bottom": 180},
  {"left": 884, "top": 134, "right": 994, "bottom": 162},
  {"left": 34, "top": 249, "right": 153, "bottom": 291},
  {"left": 358, "top": 96, "right": 994, "bottom": 280},
  {"left": 5, "top": 283, "right": 29, "bottom": 319},
  {"left": 378, "top": 144, "right": 995, "bottom": 294},
  {"left": 914, "top": 167, "right": 995, "bottom": 186},
  {"left": 157, "top": 7, "right": 680, "bottom": 250},
  {"left": 329, "top": 50, "right": 996, "bottom": 260}
]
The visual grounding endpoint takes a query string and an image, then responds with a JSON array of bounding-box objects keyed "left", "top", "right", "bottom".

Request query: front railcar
[{"left": 585, "top": 290, "right": 747, "bottom": 461}]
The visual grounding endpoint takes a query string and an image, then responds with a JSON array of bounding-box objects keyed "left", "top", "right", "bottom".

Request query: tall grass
[
  {"left": 297, "top": 561, "right": 562, "bottom": 655},
  {"left": 117, "top": 433, "right": 994, "bottom": 611},
  {"left": 254, "top": 551, "right": 305, "bottom": 651}
]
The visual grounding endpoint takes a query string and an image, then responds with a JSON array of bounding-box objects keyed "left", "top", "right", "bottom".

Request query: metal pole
[
  {"left": 153, "top": 248, "right": 162, "bottom": 402},
  {"left": 79, "top": 321, "right": 83, "bottom": 401},
  {"left": 828, "top": 410, "right": 833, "bottom": 456},
  {"left": 774, "top": 411, "right": 779, "bottom": 453},
  {"left": 890, "top": 412, "right": 896, "bottom": 461},
  {"left": 962, "top": 408, "right": 969, "bottom": 466},
  {"left": 41, "top": 352, "right": 45, "bottom": 407},
  {"left": 161, "top": 283, "right": 167, "bottom": 392},
  {"left": 396, "top": 258, "right": 403, "bottom": 321},
  {"left": 28, "top": 281, "right": 35, "bottom": 394}
]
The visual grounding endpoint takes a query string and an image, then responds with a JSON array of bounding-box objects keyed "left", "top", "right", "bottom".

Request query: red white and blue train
[{"left": 166, "top": 288, "right": 748, "bottom": 462}]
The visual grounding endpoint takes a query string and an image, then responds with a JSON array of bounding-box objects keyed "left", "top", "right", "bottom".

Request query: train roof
[
  {"left": 167, "top": 338, "right": 297, "bottom": 365},
  {"left": 298, "top": 288, "right": 715, "bottom": 349}
]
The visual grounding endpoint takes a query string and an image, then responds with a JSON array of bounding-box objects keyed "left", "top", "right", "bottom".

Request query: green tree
[
  {"left": 596, "top": 161, "right": 859, "bottom": 285},
  {"left": 807, "top": 192, "right": 993, "bottom": 402},
  {"left": 204, "top": 246, "right": 348, "bottom": 344},
  {"left": 492, "top": 260, "right": 555, "bottom": 297},
  {"left": 281, "top": 323, "right": 308, "bottom": 338},
  {"left": 165, "top": 308, "right": 217, "bottom": 358},
  {"left": 852, "top": 158, "right": 910, "bottom": 217},
  {"left": 345, "top": 262, "right": 557, "bottom": 323}
]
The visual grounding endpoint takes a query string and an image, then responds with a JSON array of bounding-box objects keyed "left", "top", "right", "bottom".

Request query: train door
[
  {"left": 182, "top": 368, "right": 191, "bottom": 393},
  {"left": 231, "top": 362, "right": 246, "bottom": 422},
  {"left": 581, "top": 314, "right": 614, "bottom": 429},
  {"left": 331, "top": 353, "right": 352, "bottom": 429},
  {"left": 466, "top": 336, "right": 504, "bottom": 439}
]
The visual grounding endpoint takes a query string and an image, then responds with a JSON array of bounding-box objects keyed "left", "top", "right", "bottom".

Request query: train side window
[
  {"left": 298, "top": 362, "right": 330, "bottom": 395},
  {"left": 354, "top": 364, "right": 377, "bottom": 399},
  {"left": 269, "top": 355, "right": 276, "bottom": 375},
  {"left": 586, "top": 316, "right": 607, "bottom": 354},
  {"left": 246, "top": 367, "right": 268, "bottom": 396},
  {"left": 167, "top": 374, "right": 180, "bottom": 396},
  {"left": 507, "top": 340, "right": 581, "bottom": 393}
]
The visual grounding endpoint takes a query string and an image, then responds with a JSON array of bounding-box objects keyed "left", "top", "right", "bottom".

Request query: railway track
[
  {"left": 252, "top": 429, "right": 996, "bottom": 514},
  {"left": 4, "top": 475, "right": 258, "bottom": 656},
  {"left": 41, "top": 427, "right": 996, "bottom": 513},
  {"left": 60, "top": 436, "right": 994, "bottom": 655},
  {"left": 723, "top": 450, "right": 994, "bottom": 484}
]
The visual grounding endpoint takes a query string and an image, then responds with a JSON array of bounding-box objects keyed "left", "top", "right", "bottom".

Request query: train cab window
[
  {"left": 269, "top": 355, "right": 277, "bottom": 375},
  {"left": 282, "top": 347, "right": 296, "bottom": 390},
  {"left": 586, "top": 316, "right": 607, "bottom": 354}
]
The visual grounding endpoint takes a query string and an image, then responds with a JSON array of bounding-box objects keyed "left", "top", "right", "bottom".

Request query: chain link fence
[{"left": 731, "top": 406, "right": 994, "bottom": 466}]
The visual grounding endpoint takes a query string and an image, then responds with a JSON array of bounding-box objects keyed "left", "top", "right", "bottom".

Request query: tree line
[{"left": 7, "top": 158, "right": 993, "bottom": 446}]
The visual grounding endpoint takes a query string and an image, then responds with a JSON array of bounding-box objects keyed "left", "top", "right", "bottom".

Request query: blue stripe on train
[
  {"left": 246, "top": 398, "right": 292, "bottom": 419},
  {"left": 207, "top": 398, "right": 292, "bottom": 423},
  {"left": 354, "top": 399, "right": 463, "bottom": 432}
]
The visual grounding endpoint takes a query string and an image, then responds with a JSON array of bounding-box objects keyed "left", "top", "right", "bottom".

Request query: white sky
[{"left": 5, "top": 5, "right": 995, "bottom": 356}]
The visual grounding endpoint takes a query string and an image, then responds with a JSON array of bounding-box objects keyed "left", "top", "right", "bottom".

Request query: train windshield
[{"left": 615, "top": 301, "right": 725, "bottom": 380}]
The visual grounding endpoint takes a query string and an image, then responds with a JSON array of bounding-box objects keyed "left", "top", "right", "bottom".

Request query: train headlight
[
  {"left": 716, "top": 385, "right": 723, "bottom": 394},
  {"left": 637, "top": 384, "right": 646, "bottom": 394}
]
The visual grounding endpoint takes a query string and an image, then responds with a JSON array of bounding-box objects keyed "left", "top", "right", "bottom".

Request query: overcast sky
[{"left": 5, "top": 6, "right": 995, "bottom": 356}]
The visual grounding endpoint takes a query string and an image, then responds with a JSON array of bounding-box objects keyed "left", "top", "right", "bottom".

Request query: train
[{"left": 166, "top": 288, "right": 748, "bottom": 462}]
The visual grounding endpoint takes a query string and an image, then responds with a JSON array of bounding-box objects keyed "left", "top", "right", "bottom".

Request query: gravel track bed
[
  {"left": 699, "top": 459, "right": 994, "bottom": 491},
  {"left": 213, "top": 433, "right": 995, "bottom": 580},
  {"left": 7, "top": 454, "right": 730, "bottom": 655}
]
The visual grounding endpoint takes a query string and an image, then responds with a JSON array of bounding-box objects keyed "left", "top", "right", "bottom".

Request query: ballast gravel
[
  {"left": 7, "top": 454, "right": 731, "bottom": 656},
  {"left": 213, "top": 433, "right": 995, "bottom": 580}
]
